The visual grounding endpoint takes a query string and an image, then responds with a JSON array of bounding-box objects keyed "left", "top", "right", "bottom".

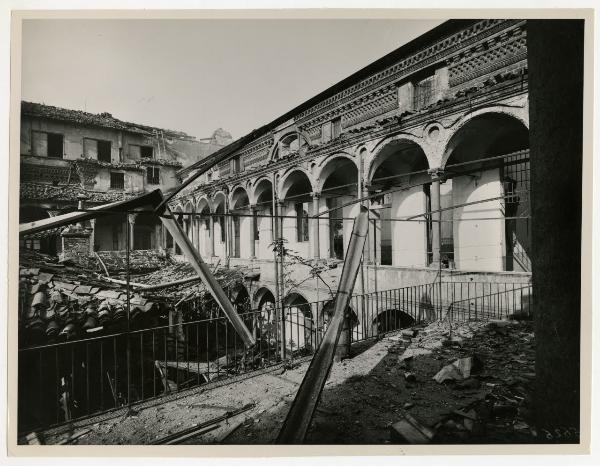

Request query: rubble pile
[
  {"left": 93, "top": 249, "right": 170, "bottom": 275},
  {"left": 392, "top": 319, "right": 538, "bottom": 444}
]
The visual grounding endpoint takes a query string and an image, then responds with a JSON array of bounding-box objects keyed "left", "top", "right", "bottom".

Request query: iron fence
[{"left": 17, "top": 280, "right": 531, "bottom": 434}]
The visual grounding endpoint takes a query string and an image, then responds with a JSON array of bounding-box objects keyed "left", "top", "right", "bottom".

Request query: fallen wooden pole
[
  {"left": 276, "top": 206, "right": 370, "bottom": 444},
  {"left": 151, "top": 403, "right": 255, "bottom": 445},
  {"left": 160, "top": 205, "right": 255, "bottom": 347},
  {"left": 138, "top": 275, "right": 202, "bottom": 292}
]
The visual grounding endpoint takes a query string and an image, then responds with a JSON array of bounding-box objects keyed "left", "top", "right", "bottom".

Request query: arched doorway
[
  {"left": 252, "top": 179, "right": 274, "bottom": 259},
  {"left": 196, "top": 198, "right": 211, "bottom": 257},
  {"left": 283, "top": 292, "right": 314, "bottom": 352},
  {"left": 279, "top": 170, "right": 314, "bottom": 258},
  {"left": 443, "top": 112, "right": 530, "bottom": 271},
  {"left": 230, "top": 186, "right": 251, "bottom": 258},
  {"left": 212, "top": 193, "right": 227, "bottom": 259},
  {"left": 318, "top": 156, "right": 358, "bottom": 260},
  {"left": 368, "top": 139, "right": 430, "bottom": 266}
]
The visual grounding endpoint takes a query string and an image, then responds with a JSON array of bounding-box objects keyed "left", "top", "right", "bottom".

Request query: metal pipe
[{"left": 276, "top": 206, "right": 369, "bottom": 444}]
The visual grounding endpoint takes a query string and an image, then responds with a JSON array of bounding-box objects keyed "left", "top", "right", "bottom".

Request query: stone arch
[
  {"left": 372, "top": 308, "right": 416, "bottom": 335},
  {"left": 441, "top": 109, "right": 530, "bottom": 169},
  {"left": 229, "top": 185, "right": 250, "bottom": 209},
  {"left": 269, "top": 130, "right": 311, "bottom": 160},
  {"left": 250, "top": 177, "right": 274, "bottom": 206},
  {"left": 365, "top": 136, "right": 432, "bottom": 267},
  {"left": 250, "top": 178, "right": 275, "bottom": 259},
  {"left": 211, "top": 191, "right": 228, "bottom": 257},
  {"left": 277, "top": 168, "right": 314, "bottom": 200},
  {"left": 228, "top": 186, "right": 250, "bottom": 258},
  {"left": 367, "top": 136, "right": 430, "bottom": 187},
  {"left": 441, "top": 110, "right": 530, "bottom": 272},
  {"left": 283, "top": 292, "right": 315, "bottom": 351},
  {"left": 314, "top": 153, "right": 358, "bottom": 193},
  {"left": 195, "top": 196, "right": 212, "bottom": 257}
]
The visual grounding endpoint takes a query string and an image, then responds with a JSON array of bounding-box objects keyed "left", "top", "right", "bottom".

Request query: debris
[
  {"left": 433, "top": 356, "right": 478, "bottom": 383},
  {"left": 389, "top": 413, "right": 435, "bottom": 444},
  {"left": 25, "top": 432, "right": 43, "bottom": 445},
  {"left": 404, "top": 372, "right": 417, "bottom": 383},
  {"left": 57, "top": 428, "right": 91, "bottom": 445}
]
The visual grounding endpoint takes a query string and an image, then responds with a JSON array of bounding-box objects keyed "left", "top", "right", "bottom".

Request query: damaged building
[
  {"left": 15, "top": 16, "right": 583, "bottom": 446},
  {"left": 19, "top": 100, "right": 232, "bottom": 256}
]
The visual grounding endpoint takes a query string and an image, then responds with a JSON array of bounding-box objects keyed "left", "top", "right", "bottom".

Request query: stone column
[
  {"left": 428, "top": 168, "right": 444, "bottom": 265},
  {"left": 250, "top": 205, "right": 257, "bottom": 259},
  {"left": 209, "top": 213, "right": 215, "bottom": 257},
  {"left": 311, "top": 192, "right": 321, "bottom": 259},
  {"left": 128, "top": 213, "right": 137, "bottom": 251}
]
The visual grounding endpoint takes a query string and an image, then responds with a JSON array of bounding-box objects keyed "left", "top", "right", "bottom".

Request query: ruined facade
[
  {"left": 170, "top": 19, "right": 532, "bottom": 311},
  {"left": 19, "top": 101, "right": 232, "bottom": 255}
]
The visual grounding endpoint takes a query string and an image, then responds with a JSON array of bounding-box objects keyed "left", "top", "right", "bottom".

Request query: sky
[{"left": 21, "top": 18, "right": 443, "bottom": 140}]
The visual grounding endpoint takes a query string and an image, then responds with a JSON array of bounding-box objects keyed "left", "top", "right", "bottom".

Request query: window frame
[
  {"left": 295, "top": 202, "right": 310, "bottom": 243},
  {"left": 110, "top": 171, "right": 125, "bottom": 190},
  {"left": 146, "top": 166, "right": 160, "bottom": 185}
]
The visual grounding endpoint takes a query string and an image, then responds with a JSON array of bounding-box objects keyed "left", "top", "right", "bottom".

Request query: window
[
  {"left": 413, "top": 76, "right": 435, "bottom": 110},
  {"left": 146, "top": 166, "right": 160, "bottom": 185},
  {"left": 332, "top": 117, "right": 342, "bottom": 139},
  {"left": 232, "top": 156, "right": 244, "bottom": 174},
  {"left": 141, "top": 145, "right": 153, "bottom": 158},
  {"left": 32, "top": 131, "right": 64, "bottom": 158},
  {"left": 83, "top": 138, "right": 112, "bottom": 162},
  {"left": 110, "top": 172, "right": 125, "bottom": 190},
  {"left": 130, "top": 144, "right": 154, "bottom": 159},
  {"left": 295, "top": 202, "right": 309, "bottom": 242}
]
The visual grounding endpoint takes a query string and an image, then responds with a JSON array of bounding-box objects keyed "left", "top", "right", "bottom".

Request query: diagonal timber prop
[
  {"left": 159, "top": 205, "right": 255, "bottom": 347},
  {"left": 18, "top": 189, "right": 255, "bottom": 347},
  {"left": 276, "top": 206, "right": 370, "bottom": 444}
]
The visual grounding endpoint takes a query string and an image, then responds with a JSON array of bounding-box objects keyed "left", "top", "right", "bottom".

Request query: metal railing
[
  {"left": 446, "top": 283, "right": 532, "bottom": 321},
  {"left": 17, "top": 280, "right": 531, "bottom": 434}
]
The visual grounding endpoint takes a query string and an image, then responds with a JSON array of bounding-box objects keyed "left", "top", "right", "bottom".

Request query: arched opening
[
  {"left": 368, "top": 139, "right": 430, "bottom": 266},
  {"left": 183, "top": 201, "right": 195, "bottom": 248},
  {"left": 196, "top": 198, "right": 211, "bottom": 257},
  {"left": 273, "top": 133, "right": 309, "bottom": 159},
  {"left": 283, "top": 293, "right": 314, "bottom": 352},
  {"left": 372, "top": 309, "right": 416, "bottom": 335},
  {"left": 254, "top": 287, "right": 276, "bottom": 343},
  {"left": 280, "top": 170, "right": 313, "bottom": 258},
  {"left": 253, "top": 179, "right": 274, "bottom": 259},
  {"left": 230, "top": 187, "right": 250, "bottom": 258},
  {"left": 212, "top": 193, "right": 227, "bottom": 258},
  {"left": 319, "top": 157, "right": 358, "bottom": 260},
  {"left": 443, "top": 112, "right": 530, "bottom": 271},
  {"left": 172, "top": 205, "right": 184, "bottom": 255},
  {"left": 19, "top": 206, "right": 58, "bottom": 255}
]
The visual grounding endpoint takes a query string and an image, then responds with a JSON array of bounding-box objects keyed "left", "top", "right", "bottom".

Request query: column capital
[
  {"left": 428, "top": 168, "right": 446, "bottom": 181},
  {"left": 276, "top": 199, "right": 285, "bottom": 207},
  {"left": 249, "top": 204, "right": 258, "bottom": 211},
  {"left": 311, "top": 191, "right": 321, "bottom": 200},
  {"left": 127, "top": 213, "right": 137, "bottom": 225}
]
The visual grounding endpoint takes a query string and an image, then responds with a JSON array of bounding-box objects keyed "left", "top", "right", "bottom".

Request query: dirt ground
[{"left": 40, "top": 319, "right": 541, "bottom": 445}]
